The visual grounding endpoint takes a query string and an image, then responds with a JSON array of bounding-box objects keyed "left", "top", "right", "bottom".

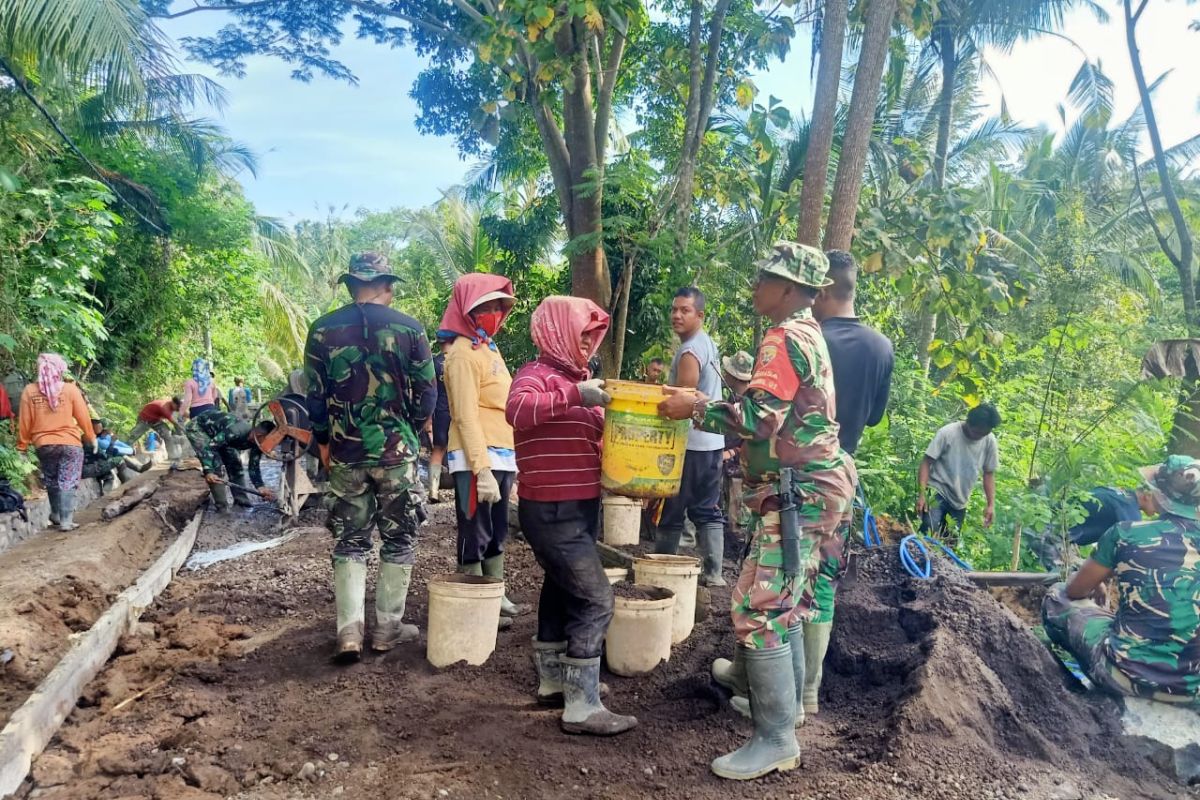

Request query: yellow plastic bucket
[{"left": 601, "top": 380, "right": 691, "bottom": 498}]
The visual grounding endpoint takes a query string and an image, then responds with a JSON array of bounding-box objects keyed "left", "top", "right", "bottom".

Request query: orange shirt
[{"left": 17, "top": 383, "right": 95, "bottom": 450}]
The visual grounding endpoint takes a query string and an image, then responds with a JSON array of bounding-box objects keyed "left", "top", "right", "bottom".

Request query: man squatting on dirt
[
  {"left": 304, "top": 252, "right": 436, "bottom": 662},
  {"left": 660, "top": 242, "right": 857, "bottom": 780},
  {"left": 506, "top": 295, "right": 638, "bottom": 736},
  {"left": 1042, "top": 455, "right": 1200, "bottom": 708}
]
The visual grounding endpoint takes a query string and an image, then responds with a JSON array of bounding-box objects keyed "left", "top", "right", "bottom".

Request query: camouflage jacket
[
  {"left": 701, "top": 309, "right": 855, "bottom": 511},
  {"left": 1093, "top": 515, "right": 1200, "bottom": 698},
  {"left": 303, "top": 302, "right": 436, "bottom": 468},
  {"left": 185, "top": 411, "right": 264, "bottom": 487}
]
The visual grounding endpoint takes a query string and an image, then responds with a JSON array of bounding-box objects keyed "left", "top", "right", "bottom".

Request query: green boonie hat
[
  {"left": 337, "top": 251, "right": 400, "bottom": 285},
  {"left": 755, "top": 240, "right": 833, "bottom": 288},
  {"left": 1140, "top": 455, "right": 1200, "bottom": 520},
  {"left": 722, "top": 350, "right": 754, "bottom": 382}
]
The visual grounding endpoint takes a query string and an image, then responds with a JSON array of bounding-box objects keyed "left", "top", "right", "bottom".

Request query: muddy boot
[
  {"left": 427, "top": 464, "right": 442, "bottom": 503},
  {"left": 653, "top": 527, "right": 682, "bottom": 555},
  {"left": 698, "top": 522, "right": 727, "bottom": 587},
  {"left": 681, "top": 518, "right": 697, "bottom": 549},
  {"left": 333, "top": 559, "right": 367, "bottom": 663},
  {"left": 372, "top": 562, "right": 419, "bottom": 651},
  {"left": 711, "top": 644, "right": 800, "bottom": 780},
  {"left": 712, "top": 645, "right": 748, "bottom": 697},
  {"left": 46, "top": 488, "right": 61, "bottom": 527},
  {"left": 124, "top": 455, "right": 153, "bottom": 474},
  {"left": 802, "top": 620, "right": 832, "bottom": 715},
  {"left": 209, "top": 482, "right": 233, "bottom": 511},
  {"left": 532, "top": 638, "right": 567, "bottom": 706},
  {"left": 483, "top": 554, "right": 525, "bottom": 618},
  {"left": 732, "top": 623, "right": 806, "bottom": 727},
  {"left": 559, "top": 655, "right": 638, "bottom": 736},
  {"left": 461, "top": 561, "right": 512, "bottom": 630},
  {"left": 57, "top": 490, "right": 79, "bottom": 531}
]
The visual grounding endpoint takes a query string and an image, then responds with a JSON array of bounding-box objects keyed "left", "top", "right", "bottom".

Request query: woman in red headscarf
[
  {"left": 438, "top": 273, "right": 523, "bottom": 624},
  {"left": 505, "top": 296, "right": 637, "bottom": 737}
]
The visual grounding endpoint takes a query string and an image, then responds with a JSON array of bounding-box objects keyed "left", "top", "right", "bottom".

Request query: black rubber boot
[
  {"left": 559, "top": 655, "right": 637, "bottom": 736},
  {"left": 711, "top": 644, "right": 800, "bottom": 780},
  {"left": 698, "top": 521, "right": 727, "bottom": 586},
  {"left": 532, "top": 638, "right": 567, "bottom": 706},
  {"left": 653, "top": 527, "right": 683, "bottom": 555},
  {"left": 46, "top": 488, "right": 61, "bottom": 526}
]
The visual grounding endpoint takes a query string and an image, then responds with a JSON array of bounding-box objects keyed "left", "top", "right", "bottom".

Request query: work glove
[
  {"left": 476, "top": 467, "right": 502, "bottom": 505},
  {"left": 577, "top": 378, "right": 611, "bottom": 408}
]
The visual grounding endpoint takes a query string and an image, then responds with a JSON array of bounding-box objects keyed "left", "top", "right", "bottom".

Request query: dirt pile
[{"left": 824, "top": 547, "right": 1146, "bottom": 798}]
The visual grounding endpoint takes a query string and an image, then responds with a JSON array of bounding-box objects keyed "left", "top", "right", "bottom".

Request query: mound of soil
[
  {"left": 13, "top": 502, "right": 1191, "bottom": 800},
  {"left": 612, "top": 583, "right": 673, "bottom": 601}
]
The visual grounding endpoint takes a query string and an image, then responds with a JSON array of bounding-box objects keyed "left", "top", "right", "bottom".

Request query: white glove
[
  {"left": 476, "top": 468, "right": 502, "bottom": 504},
  {"left": 577, "top": 379, "right": 611, "bottom": 408}
]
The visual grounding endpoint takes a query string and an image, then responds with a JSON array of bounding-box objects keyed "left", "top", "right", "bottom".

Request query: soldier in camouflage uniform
[
  {"left": 1041, "top": 455, "right": 1200, "bottom": 707},
  {"left": 304, "top": 252, "right": 436, "bottom": 662},
  {"left": 660, "top": 242, "right": 857, "bottom": 780},
  {"left": 185, "top": 408, "right": 275, "bottom": 507}
]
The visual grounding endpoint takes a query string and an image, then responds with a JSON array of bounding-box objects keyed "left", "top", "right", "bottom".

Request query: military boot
[
  {"left": 482, "top": 554, "right": 525, "bottom": 617},
  {"left": 333, "top": 559, "right": 367, "bottom": 662},
  {"left": 802, "top": 620, "right": 833, "bottom": 715},
  {"left": 461, "top": 561, "right": 512, "bottom": 630},
  {"left": 559, "top": 655, "right": 637, "bottom": 736},
  {"left": 372, "top": 562, "right": 419, "bottom": 651},
  {"left": 58, "top": 489, "right": 79, "bottom": 531},
  {"left": 698, "top": 521, "right": 727, "bottom": 586},
  {"left": 731, "top": 623, "right": 807, "bottom": 727},
  {"left": 653, "top": 526, "right": 682, "bottom": 555},
  {"left": 711, "top": 644, "right": 800, "bottom": 780}
]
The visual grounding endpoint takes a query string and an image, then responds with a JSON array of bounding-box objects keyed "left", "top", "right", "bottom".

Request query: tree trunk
[
  {"left": 916, "top": 23, "right": 956, "bottom": 375},
  {"left": 1169, "top": 379, "right": 1200, "bottom": 459},
  {"left": 822, "top": 0, "right": 897, "bottom": 251},
  {"left": 795, "top": 0, "right": 849, "bottom": 246},
  {"left": 608, "top": 251, "right": 637, "bottom": 379}
]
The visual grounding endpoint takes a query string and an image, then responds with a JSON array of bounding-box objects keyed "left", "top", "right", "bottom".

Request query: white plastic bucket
[
  {"left": 602, "top": 496, "right": 642, "bottom": 546},
  {"left": 605, "top": 585, "right": 675, "bottom": 676},
  {"left": 633, "top": 554, "right": 701, "bottom": 644},
  {"left": 604, "top": 567, "right": 629, "bottom": 585},
  {"left": 426, "top": 574, "right": 504, "bottom": 667}
]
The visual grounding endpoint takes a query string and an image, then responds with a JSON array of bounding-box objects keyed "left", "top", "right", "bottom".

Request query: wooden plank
[
  {"left": 101, "top": 482, "right": 158, "bottom": 521},
  {"left": 966, "top": 571, "right": 1057, "bottom": 587},
  {"left": 0, "top": 510, "right": 203, "bottom": 796}
]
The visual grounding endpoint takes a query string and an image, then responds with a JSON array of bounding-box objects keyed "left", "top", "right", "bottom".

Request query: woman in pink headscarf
[
  {"left": 504, "top": 296, "right": 637, "bottom": 737},
  {"left": 17, "top": 353, "right": 96, "bottom": 531}
]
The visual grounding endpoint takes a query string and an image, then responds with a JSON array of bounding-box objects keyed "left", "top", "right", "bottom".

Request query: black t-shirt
[{"left": 820, "top": 316, "right": 894, "bottom": 455}]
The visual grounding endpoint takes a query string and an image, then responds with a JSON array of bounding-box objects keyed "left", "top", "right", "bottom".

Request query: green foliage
[{"left": 0, "top": 420, "right": 36, "bottom": 487}]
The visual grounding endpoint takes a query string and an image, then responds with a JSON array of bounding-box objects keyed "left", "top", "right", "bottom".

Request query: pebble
[
  {"left": 579, "top": 767, "right": 589, "bottom": 775},
  {"left": 171, "top": 757, "right": 186, "bottom": 767},
  {"left": 643, "top": 767, "right": 654, "bottom": 777},
  {"left": 332, "top": 787, "right": 345, "bottom": 796},
  {"left": 1049, "top": 783, "right": 1082, "bottom": 800},
  {"left": 328, "top": 752, "right": 339, "bottom": 762},
  {"left": 438, "top": 790, "right": 449, "bottom": 797},
  {"left": 296, "top": 762, "right": 317, "bottom": 781}
]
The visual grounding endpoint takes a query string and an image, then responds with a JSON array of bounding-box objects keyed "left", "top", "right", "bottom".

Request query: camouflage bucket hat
[
  {"left": 1139, "top": 455, "right": 1200, "bottom": 520},
  {"left": 337, "top": 251, "right": 400, "bottom": 285},
  {"left": 722, "top": 350, "right": 754, "bottom": 382},
  {"left": 755, "top": 240, "right": 833, "bottom": 289}
]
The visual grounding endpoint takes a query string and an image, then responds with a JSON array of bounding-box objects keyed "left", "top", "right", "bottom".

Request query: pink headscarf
[
  {"left": 437, "top": 273, "right": 516, "bottom": 350},
  {"left": 37, "top": 353, "right": 68, "bottom": 410},
  {"left": 531, "top": 296, "right": 610, "bottom": 375}
]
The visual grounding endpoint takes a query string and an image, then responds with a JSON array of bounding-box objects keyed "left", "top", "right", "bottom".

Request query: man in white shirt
[{"left": 916, "top": 403, "right": 1001, "bottom": 543}]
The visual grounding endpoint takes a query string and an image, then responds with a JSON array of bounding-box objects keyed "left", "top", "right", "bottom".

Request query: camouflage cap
[
  {"left": 337, "top": 251, "right": 400, "bottom": 285},
  {"left": 755, "top": 240, "right": 833, "bottom": 289},
  {"left": 722, "top": 350, "right": 754, "bottom": 382},
  {"left": 1139, "top": 455, "right": 1200, "bottom": 520}
]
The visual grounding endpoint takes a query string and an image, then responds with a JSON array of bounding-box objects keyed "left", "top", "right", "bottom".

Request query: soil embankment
[{"left": 7, "top": 500, "right": 1195, "bottom": 800}]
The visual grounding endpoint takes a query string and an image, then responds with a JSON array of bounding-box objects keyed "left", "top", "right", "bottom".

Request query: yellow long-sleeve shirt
[
  {"left": 17, "top": 383, "right": 95, "bottom": 450},
  {"left": 444, "top": 336, "right": 514, "bottom": 473}
]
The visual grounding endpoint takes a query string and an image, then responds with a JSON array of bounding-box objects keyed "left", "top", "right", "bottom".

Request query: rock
[
  {"left": 327, "top": 752, "right": 339, "bottom": 762},
  {"left": 295, "top": 762, "right": 317, "bottom": 782},
  {"left": 184, "top": 763, "right": 237, "bottom": 794},
  {"left": 1049, "top": 782, "right": 1082, "bottom": 800},
  {"left": 579, "top": 767, "right": 589, "bottom": 775},
  {"left": 332, "top": 787, "right": 345, "bottom": 796},
  {"left": 1121, "top": 697, "right": 1200, "bottom": 784},
  {"left": 31, "top": 753, "right": 75, "bottom": 787}
]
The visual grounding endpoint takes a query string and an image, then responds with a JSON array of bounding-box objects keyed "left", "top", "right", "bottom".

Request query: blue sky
[{"left": 161, "top": 4, "right": 1199, "bottom": 222}]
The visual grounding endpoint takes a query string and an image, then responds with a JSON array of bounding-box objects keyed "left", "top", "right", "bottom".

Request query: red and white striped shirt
[{"left": 506, "top": 357, "right": 604, "bottom": 502}]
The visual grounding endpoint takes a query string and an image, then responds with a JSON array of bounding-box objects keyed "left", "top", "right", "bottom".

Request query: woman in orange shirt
[{"left": 17, "top": 353, "right": 96, "bottom": 531}]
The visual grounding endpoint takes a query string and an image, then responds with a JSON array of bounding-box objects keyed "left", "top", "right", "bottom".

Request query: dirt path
[
  {"left": 9, "top": 502, "right": 1196, "bottom": 800},
  {"left": 0, "top": 471, "right": 208, "bottom": 727}
]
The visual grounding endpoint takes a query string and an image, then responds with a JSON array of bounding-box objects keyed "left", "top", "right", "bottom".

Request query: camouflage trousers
[
  {"left": 732, "top": 488, "right": 856, "bottom": 648},
  {"left": 809, "top": 516, "right": 853, "bottom": 626},
  {"left": 1042, "top": 584, "right": 1199, "bottom": 707},
  {"left": 326, "top": 462, "right": 421, "bottom": 566}
]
